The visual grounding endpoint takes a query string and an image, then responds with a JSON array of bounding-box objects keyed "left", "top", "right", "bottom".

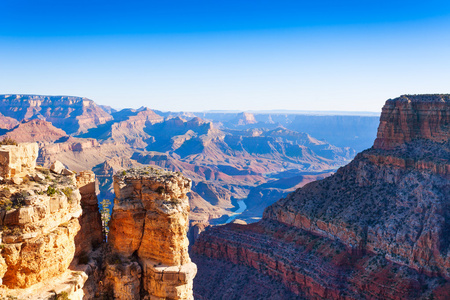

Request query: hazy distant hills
[
  {"left": 0, "top": 94, "right": 112, "bottom": 134},
  {"left": 170, "top": 110, "right": 380, "bottom": 152},
  {"left": 0, "top": 94, "right": 379, "bottom": 226}
]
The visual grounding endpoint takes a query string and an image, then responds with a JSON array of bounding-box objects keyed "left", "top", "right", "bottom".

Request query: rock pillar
[{"left": 107, "top": 167, "right": 197, "bottom": 300}]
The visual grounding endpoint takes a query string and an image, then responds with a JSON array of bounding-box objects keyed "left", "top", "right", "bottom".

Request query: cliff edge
[{"left": 193, "top": 95, "right": 450, "bottom": 299}]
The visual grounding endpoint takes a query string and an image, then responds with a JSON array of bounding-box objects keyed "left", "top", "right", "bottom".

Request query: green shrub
[{"left": 46, "top": 186, "right": 57, "bottom": 196}]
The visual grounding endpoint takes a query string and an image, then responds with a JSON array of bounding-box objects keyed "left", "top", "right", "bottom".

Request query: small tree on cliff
[{"left": 100, "top": 198, "right": 111, "bottom": 241}]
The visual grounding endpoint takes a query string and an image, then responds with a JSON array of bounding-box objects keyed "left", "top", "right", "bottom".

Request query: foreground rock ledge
[{"left": 107, "top": 166, "right": 197, "bottom": 300}]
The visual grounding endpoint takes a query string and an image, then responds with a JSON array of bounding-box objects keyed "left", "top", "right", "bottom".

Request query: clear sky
[{"left": 1, "top": 0, "right": 450, "bottom": 112}]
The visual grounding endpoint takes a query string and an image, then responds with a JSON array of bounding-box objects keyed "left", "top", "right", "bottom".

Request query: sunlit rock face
[
  {"left": 0, "top": 146, "right": 82, "bottom": 290},
  {"left": 0, "top": 143, "right": 39, "bottom": 179},
  {"left": 374, "top": 94, "right": 450, "bottom": 150},
  {"left": 107, "top": 166, "right": 197, "bottom": 300}
]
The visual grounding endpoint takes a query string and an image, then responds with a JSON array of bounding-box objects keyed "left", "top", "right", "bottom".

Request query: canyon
[
  {"left": 0, "top": 94, "right": 365, "bottom": 231},
  {"left": 0, "top": 143, "right": 196, "bottom": 299},
  {"left": 192, "top": 94, "right": 450, "bottom": 299},
  {"left": 0, "top": 94, "right": 446, "bottom": 299}
]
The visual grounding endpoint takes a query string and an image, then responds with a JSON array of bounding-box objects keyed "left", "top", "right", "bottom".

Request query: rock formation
[
  {"left": 0, "top": 113, "right": 19, "bottom": 130},
  {"left": 106, "top": 166, "right": 197, "bottom": 299},
  {"left": 0, "top": 144, "right": 82, "bottom": 294},
  {"left": 193, "top": 95, "right": 450, "bottom": 299},
  {"left": 233, "top": 112, "right": 257, "bottom": 126},
  {"left": 0, "top": 143, "right": 104, "bottom": 299},
  {"left": 75, "top": 171, "right": 103, "bottom": 255},
  {"left": 0, "top": 143, "right": 39, "bottom": 179},
  {"left": 0, "top": 142, "right": 196, "bottom": 299},
  {"left": 374, "top": 94, "right": 450, "bottom": 150}
]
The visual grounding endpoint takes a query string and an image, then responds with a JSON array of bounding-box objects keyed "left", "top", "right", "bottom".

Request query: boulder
[
  {"left": 34, "top": 173, "right": 45, "bottom": 182},
  {"left": 62, "top": 168, "right": 74, "bottom": 176},
  {"left": 50, "top": 161, "right": 66, "bottom": 174},
  {"left": 11, "top": 176, "right": 22, "bottom": 185}
]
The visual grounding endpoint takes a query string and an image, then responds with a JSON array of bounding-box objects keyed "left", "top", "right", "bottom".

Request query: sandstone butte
[
  {"left": 192, "top": 94, "right": 450, "bottom": 299},
  {"left": 0, "top": 143, "right": 196, "bottom": 299}
]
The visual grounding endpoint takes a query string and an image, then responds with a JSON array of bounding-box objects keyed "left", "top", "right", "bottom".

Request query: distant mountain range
[{"left": 0, "top": 94, "right": 379, "bottom": 228}]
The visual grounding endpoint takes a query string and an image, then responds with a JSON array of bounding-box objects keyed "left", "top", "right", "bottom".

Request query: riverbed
[{"left": 225, "top": 200, "right": 247, "bottom": 224}]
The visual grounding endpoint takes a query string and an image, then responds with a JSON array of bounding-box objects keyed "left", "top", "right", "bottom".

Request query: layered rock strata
[
  {"left": 0, "top": 143, "right": 104, "bottom": 299},
  {"left": 374, "top": 94, "right": 449, "bottom": 150},
  {"left": 193, "top": 95, "right": 450, "bottom": 299},
  {"left": 106, "top": 166, "right": 197, "bottom": 300},
  {"left": 0, "top": 159, "right": 82, "bottom": 289}
]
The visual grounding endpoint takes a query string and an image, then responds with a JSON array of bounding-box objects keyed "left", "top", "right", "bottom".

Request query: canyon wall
[
  {"left": 106, "top": 166, "right": 197, "bottom": 300},
  {"left": 0, "top": 144, "right": 98, "bottom": 299},
  {"left": 193, "top": 95, "right": 450, "bottom": 299}
]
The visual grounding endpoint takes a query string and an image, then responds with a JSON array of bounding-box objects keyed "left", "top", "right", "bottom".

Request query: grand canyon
[{"left": 0, "top": 93, "right": 447, "bottom": 299}]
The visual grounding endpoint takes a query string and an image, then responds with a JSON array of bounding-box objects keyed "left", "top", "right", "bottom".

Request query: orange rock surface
[{"left": 107, "top": 166, "right": 197, "bottom": 300}]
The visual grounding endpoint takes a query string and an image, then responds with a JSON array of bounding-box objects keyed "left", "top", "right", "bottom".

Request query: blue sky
[{"left": 1, "top": 1, "right": 450, "bottom": 112}]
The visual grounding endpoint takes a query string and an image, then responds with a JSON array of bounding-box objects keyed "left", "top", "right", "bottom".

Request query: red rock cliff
[
  {"left": 374, "top": 94, "right": 449, "bottom": 150},
  {"left": 193, "top": 95, "right": 450, "bottom": 299}
]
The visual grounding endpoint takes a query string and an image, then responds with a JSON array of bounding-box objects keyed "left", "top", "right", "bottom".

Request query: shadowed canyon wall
[{"left": 193, "top": 95, "right": 450, "bottom": 299}]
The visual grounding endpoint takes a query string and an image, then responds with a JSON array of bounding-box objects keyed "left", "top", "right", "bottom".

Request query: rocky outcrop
[
  {"left": 0, "top": 144, "right": 104, "bottom": 299},
  {"left": 106, "top": 166, "right": 197, "bottom": 300},
  {"left": 374, "top": 94, "right": 450, "bottom": 150},
  {"left": 0, "top": 142, "right": 196, "bottom": 299},
  {"left": 193, "top": 95, "right": 450, "bottom": 299},
  {"left": 0, "top": 143, "right": 39, "bottom": 179},
  {"left": 0, "top": 164, "right": 82, "bottom": 289}
]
